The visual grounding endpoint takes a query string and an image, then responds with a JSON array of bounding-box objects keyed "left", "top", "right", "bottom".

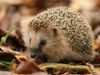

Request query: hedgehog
[{"left": 28, "top": 6, "right": 95, "bottom": 63}]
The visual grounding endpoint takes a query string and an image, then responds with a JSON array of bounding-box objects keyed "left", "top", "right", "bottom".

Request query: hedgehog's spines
[{"left": 29, "top": 6, "right": 95, "bottom": 63}]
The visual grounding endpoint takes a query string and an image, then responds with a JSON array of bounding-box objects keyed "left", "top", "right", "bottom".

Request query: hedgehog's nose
[
  {"left": 30, "top": 48, "right": 38, "bottom": 58},
  {"left": 30, "top": 53, "right": 36, "bottom": 58}
]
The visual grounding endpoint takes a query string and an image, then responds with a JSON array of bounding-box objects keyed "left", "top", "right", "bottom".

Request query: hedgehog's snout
[{"left": 30, "top": 39, "right": 47, "bottom": 58}]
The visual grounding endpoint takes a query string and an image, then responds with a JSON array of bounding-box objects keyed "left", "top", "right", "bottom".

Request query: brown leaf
[{"left": 15, "top": 59, "right": 43, "bottom": 74}]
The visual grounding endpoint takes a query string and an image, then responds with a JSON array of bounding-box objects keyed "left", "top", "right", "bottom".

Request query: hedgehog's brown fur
[{"left": 28, "top": 6, "right": 95, "bottom": 63}]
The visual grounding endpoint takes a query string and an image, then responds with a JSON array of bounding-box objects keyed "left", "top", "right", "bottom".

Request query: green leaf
[{"left": 0, "top": 29, "right": 13, "bottom": 46}]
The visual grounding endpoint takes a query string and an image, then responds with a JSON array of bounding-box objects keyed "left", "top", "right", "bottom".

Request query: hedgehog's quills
[{"left": 28, "top": 6, "right": 95, "bottom": 63}]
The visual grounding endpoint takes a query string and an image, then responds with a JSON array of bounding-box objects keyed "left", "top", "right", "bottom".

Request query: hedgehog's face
[
  {"left": 30, "top": 29, "right": 57, "bottom": 60},
  {"left": 29, "top": 25, "right": 65, "bottom": 62}
]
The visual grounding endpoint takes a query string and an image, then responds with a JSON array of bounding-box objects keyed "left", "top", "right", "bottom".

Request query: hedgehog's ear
[{"left": 52, "top": 28, "right": 58, "bottom": 37}]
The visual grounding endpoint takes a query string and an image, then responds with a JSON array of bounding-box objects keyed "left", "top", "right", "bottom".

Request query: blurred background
[{"left": 0, "top": 0, "right": 100, "bottom": 52}]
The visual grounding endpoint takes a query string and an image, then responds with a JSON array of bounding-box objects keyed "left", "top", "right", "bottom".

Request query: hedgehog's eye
[
  {"left": 39, "top": 39, "right": 46, "bottom": 48},
  {"left": 52, "top": 28, "right": 58, "bottom": 37}
]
